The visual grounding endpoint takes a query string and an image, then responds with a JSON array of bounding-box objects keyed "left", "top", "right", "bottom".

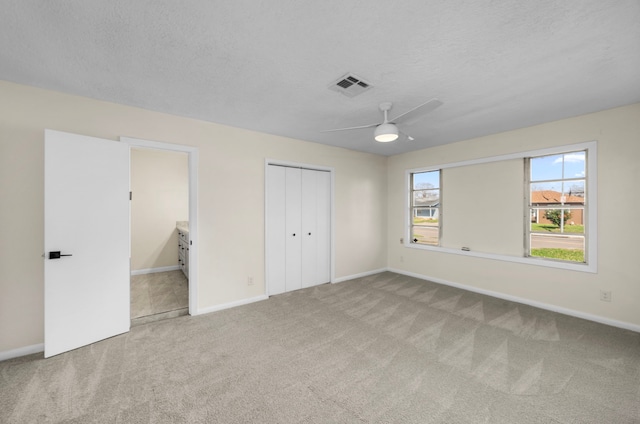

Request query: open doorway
[
  {"left": 129, "top": 148, "right": 189, "bottom": 325},
  {"left": 122, "top": 136, "right": 199, "bottom": 324}
]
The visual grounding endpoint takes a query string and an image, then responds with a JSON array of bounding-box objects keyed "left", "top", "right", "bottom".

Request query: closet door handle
[
  {"left": 292, "top": 233, "right": 296, "bottom": 236},
  {"left": 308, "top": 232, "right": 311, "bottom": 235}
]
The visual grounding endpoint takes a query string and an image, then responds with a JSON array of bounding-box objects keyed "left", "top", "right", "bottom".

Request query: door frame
[
  {"left": 264, "top": 159, "right": 335, "bottom": 296},
  {"left": 122, "top": 136, "right": 199, "bottom": 315}
]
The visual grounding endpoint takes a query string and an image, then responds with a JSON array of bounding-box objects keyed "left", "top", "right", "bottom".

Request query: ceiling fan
[{"left": 322, "top": 98, "right": 443, "bottom": 142}]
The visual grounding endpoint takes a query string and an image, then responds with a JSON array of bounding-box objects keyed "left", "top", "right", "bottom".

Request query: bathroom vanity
[{"left": 176, "top": 221, "right": 189, "bottom": 279}]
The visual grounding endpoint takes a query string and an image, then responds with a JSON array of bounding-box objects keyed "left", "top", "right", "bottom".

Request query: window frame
[
  {"left": 525, "top": 149, "right": 588, "bottom": 264},
  {"left": 409, "top": 169, "right": 442, "bottom": 247},
  {"left": 404, "top": 141, "right": 597, "bottom": 273}
]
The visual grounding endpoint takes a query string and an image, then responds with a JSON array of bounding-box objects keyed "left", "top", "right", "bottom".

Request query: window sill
[{"left": 405, "top": 243, "right": 596, "bottom": 273}]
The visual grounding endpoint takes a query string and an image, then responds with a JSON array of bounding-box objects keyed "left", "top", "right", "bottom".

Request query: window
[
  {"left": 404, "top": 141, "right": 595, "bottom": 272},
  {"left": 410, "top": 170, "right": 440, "bottom": 246},
  {"left": 527, "top": 150, "right": 586, "bottom": 263}
]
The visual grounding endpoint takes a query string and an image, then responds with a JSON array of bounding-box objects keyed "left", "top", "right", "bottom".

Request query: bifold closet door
[
  {"left": 301, "top": 169, "right": 330, "bottom": 288},
  {"left": 266, "top": 165, "right": 286, "bottom": 295},
  {"left": 267, "top": 165, "right": 330, "bottom": 295},
  {"left": 316, "top": 170, "right": 331, "bottom": 284},
  {"left": 285, "top": 167, "right": 302, "bottom": 292}
]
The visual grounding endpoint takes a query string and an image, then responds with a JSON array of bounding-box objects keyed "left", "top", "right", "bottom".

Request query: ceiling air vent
[{"left": 328, "top": 73, "right": 373, "bottom": 98}]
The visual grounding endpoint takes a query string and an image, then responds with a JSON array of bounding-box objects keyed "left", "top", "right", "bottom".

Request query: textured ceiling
[{"left": 1, "top": 1, "right": 639, "bottom": 156}]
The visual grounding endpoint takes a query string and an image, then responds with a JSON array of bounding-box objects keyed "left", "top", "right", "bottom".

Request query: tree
[
  {"left": 545, "top": 209, "right": 571, "bottom": 227},
  {"left": 415, "top": 182, "right": 438, "bottom": 201}
]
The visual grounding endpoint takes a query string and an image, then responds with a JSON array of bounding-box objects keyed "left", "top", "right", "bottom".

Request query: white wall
[
  {"left": 130, "top": 148, "right": 188, "bottom": 271},
  {"left": 387, "top": 103, "right": 640, "bottom": 329},
  {"left": 0, "top": 81, "right": 388, "bottom": 353}
]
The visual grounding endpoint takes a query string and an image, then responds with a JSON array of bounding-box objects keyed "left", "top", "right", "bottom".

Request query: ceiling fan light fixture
[{"left": 374, "top": 123, "right": 398, "bottom": 142}]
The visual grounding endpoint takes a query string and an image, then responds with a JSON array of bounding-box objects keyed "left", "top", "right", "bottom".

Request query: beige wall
[
  {"left": 0, "top": 81, "right": 388, "bottom": 353},
  {"left": 388, "top": 103, "right": 640, "bottom": 328},
  {"left": 440, "top": 159, "right": 524, "bottom": 256},
  {"left": 1, "top": 78, "right": 637, "bottom": 355},
  {"left": 130, "top": 148, "right": 188, "bottom": 271}
]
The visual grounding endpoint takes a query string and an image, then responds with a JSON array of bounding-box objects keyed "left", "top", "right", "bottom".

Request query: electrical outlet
[
  {"left": 400, "top": 256, "right": 404, "bottom": 263},
  {"left": 600, "top": 290, "right": 611, "bottom": 302},
  {"left": 248, "top": 277, "right": 254, "bottom": 286}
]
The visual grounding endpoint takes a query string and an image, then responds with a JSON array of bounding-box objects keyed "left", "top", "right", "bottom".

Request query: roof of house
[
  {"left": 414, "top": 197, "right": 440, "bottom": 207},
  {"left": 531, "top": 190, "right": 584, "bottom": 204}
]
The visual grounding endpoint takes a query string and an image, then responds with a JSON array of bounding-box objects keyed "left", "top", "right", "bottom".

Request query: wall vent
[{"left": 328, "top": 73, "right": 373, "bottom": 97}]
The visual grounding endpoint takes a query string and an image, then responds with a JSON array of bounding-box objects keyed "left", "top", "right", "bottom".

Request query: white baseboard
[
  {"left": 5, "top": 268, "right": 636, "bottom": 362},
  {"left": 333, "top": 268, "right": 389, "bottom": 284},
  {"left": 194, "top": 295, "right": 269, "bottom": 316},
  {"left": 388, "top": 267, "right": 640, "bottom": 333},
  {"left": 0, "top": 343, "right": 44, "bottom": 362},
  {"left": 2, "top": 294, "right": 268, "bottom": 361},
  {"left": 131, "top": 265, "right": 180, "bottom": 276}
]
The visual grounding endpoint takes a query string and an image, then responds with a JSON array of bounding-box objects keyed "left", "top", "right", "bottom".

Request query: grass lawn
[
  {"left": 531, "top": 223, "right": 584, "bottom": 234},
  {"left": 531, "top": 248, "right": 584, "bottom": 262},
  {"left": 413, "top": 217, "right": 438, "bottom": 224}
]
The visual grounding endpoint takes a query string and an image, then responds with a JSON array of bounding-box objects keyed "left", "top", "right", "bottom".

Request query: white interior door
[
  {"left": 44, "top": 130, "right": 130, "bottom": 358},
  {"left": 285, "top": 167, "right": 302, "bottom": 292}
]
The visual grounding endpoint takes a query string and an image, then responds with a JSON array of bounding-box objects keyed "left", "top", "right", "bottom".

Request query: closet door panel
[
  {"left": 266, "top": 165, "right": 286, "bottom": 295},
  {"left": 301, "top": 169, "right": 318, "bottom": 288},
  {"left": 316, "top": 171, "right": 331, "bottom": 284},
  {"left": 285, "top": 167, "right": 302, "bottom": 292}
]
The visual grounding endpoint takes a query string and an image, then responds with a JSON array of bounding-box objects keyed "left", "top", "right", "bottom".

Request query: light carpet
[{"left": 1, "top": 272, "right": 639, "bottom": 423}]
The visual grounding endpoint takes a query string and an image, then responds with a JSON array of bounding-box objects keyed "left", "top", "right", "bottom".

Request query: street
[{"left": 530, "top": 233, "right": 584, "bottom": 250}]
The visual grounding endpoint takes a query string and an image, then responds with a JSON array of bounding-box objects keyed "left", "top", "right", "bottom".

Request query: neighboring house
[
  {"left": 413, "top": 197, "right": 440, "bottom": 220},
  {"left": 531, "top": 190, "right": 584, "bottom": 225}
]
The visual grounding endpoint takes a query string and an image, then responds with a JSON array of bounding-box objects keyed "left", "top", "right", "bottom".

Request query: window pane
[
  {"left": 530, "top": 208, "right": 584, "bottom": 234},
  {"left": 530, "top": 233, "right": 585, "bottom": 262},
  {"left": 411, "top": 225, "right": 439, "bottom": 246},
  {"left": 562, "top": 152, "right": 585, "bottom": 179},
  {"left": 531, "top": 180, "right": 564, "bottom": 194},
  {"left": 531, "top": 181, "right": 585, "bottom": 206},
  {"left": 531, "top": 151, "right": 586, "bottom": 182},
  {"left": 563, "top": 180, "right": 585, "bottom": 201},
  {"left": 413, "top": 171, "right": 439, "bottom": 190},
  {"left": 413, "top": 207, "right": 438, "bottom": 220},
  {"left": 531, "top": 154, "right": 562, "bottom": 181},
  {"left": 413, "top": 189, "right": 440, "bottom": 206}
]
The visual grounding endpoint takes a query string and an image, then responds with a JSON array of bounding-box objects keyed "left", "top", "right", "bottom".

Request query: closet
[{"left": 267, "top": 165, "right": 331, "bottom": 295}]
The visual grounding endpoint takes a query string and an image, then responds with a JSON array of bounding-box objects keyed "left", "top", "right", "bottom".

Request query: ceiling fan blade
[
  {"left": 399, "top": 130, "right": 415, "bottom": 141},
  {"left": 320, "top": 122, "right": 379, "bottom": 133},
  {"left": 390, "top": 98, "right": 443, "bottom": 125}
]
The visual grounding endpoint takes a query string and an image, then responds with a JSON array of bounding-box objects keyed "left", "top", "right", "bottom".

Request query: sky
[
  {"left": 412, "top": 169, "right": 439, "bottom": 189},
  {"left": 531, "top": 151, "right": 585, "bottom": 195},
  {"left": 531, "top": 151, "right": 585, "bottom": 182}
]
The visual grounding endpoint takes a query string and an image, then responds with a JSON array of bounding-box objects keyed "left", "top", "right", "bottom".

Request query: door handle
[{"left": 49, "top": 251, "right": 73, "bottom": 259}]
